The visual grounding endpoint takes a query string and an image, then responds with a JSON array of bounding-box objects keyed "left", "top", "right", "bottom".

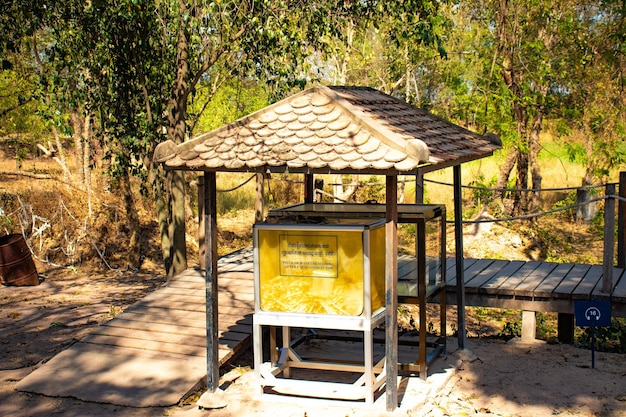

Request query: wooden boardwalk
[
  {"left": 17, "top": 248, "right": 626, "bottom": 407},
  {"left": 16, "top": 248, "right": 255, "bottom": 407},
  {"left": 396, "top": 255, "right": 626, "bottom": 317}
]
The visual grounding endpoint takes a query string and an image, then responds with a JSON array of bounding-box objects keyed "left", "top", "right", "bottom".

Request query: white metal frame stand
[{"left": 253, "top": 310, "right": 386, "bottom": 403}]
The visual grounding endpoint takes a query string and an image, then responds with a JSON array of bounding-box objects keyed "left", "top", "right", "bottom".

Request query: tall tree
[
  {"left": 2, "top": 0, "right": 448, "bottom": 276},
  {"left": 558, "top": 0, "right": 626, "bottom": 185}
]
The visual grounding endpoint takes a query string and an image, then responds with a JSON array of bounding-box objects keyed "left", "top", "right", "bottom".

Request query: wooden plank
[
  {"left": 514, "top": 262, "right": 559, "bottom": 297},
  {"left": 112, "top": 311, "right": 207, "bottom": 328},
  {"left": 91, "top": 326, "right": 207, "bottom": 347},
  {"left": 130, "top": 295, "right": 254, "bottom": 312},
  {"left": 82, "top": 334, "right": 206, "bottom": 356},
  {"left": 87, "top": 326, "right": 250, "bottom": 351},
  {"left": 218, "top": 268, "right": 254, "bottom": 281},
  {"left": 398, "top": 256, "right": 417, "bottom": 281},
  {"left": 104, "top": 317, "right": 206, "bottom": 335},
  {"left": 497, "top": 261, "right": 543, "bottom": 296},
  {"left": 165, "top": 281, "right": 205, "bottom": 290},
  {"left": 446, "top": 258, "right": 478, "bottom": 287},
  {"left": 162, "top": 275, "right": 254, "bottom": 294},
  {"left": 553, "top": 264, "right": 591, "bottom": 299},
  {"left": 463, "top": 260, "right": 510, "bottom": 293},
  {"left": 102, "top": 317, "right": 251, "bottom": 337},
  {"left": 147, "top": 286, "right": 205, "bottom": 297},
  {"left": 479, "top": 260, "right": 525, "bottom": 295},
  {"left": 219, "top": 313, "right": 253, "bottom": 326},
  {"left": 141, "top": 291, "right": 206, "bottom": 304},
  {"left": 533, "top": 263, "right": 574, "bottom": 298},
  {"left": 440, "top": 258, "right": 456, "bottom": 286},
  {"left": 592, "top": 267, "right": 624, "bottom": 299},
  {"left": 571, "top": 264, "right": 603, "bottom": 299},
  {"left": 461, "top": 259, "right": 497, "bottom": 292},
  {"left": 612, "top": 267, "right": 626, "bottom": 303},
  {"left": 82, "top": 334, "right": 235, "bottom": 361},
  {"left": 131, "top": 299, "right": 206, "bottom": 312}
]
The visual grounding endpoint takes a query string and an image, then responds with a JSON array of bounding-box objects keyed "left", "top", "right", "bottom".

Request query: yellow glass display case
[
  {"left": 252, "top": 218, "right": 387, "bottom": 403},
  {"left": 255, "top": 219, "right": 385, "bottom": 316}
]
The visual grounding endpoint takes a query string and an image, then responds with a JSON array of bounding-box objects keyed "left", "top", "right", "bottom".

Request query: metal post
[
  {"left": 453, "top": 165, "right": 466, "bottom": 349},
  {"left": 385, "top": 175, "right": 398, "bottom": 411},
  {"left": 204, "top": 172, "right": 220, "bottom": 391},
  {"left": 198, "top": 175, "right": 205, "bottom": 270},
  {"left": 602, "top": 184, "right": 615, "bottom": 293}
]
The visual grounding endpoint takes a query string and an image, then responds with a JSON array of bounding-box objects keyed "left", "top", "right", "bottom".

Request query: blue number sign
[
  {"left": 575, "top": 300, "right": 611, "bottom": 327},
  {"left": 574, "top": 299, "right": 611, "bottom": 369}
]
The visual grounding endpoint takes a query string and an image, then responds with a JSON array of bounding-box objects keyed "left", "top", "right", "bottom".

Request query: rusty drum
[{"left": 0, "top": 234, "right": 39, "bottom": 286}]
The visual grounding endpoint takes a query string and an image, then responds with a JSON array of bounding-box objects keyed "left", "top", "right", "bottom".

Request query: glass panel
[{"left": 425, "top": 216, "right": 443, "bottom": 292}]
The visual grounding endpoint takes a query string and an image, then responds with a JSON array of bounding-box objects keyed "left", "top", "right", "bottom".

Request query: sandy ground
[{"left": 1, "top": 266, "right": 625, "bottom": 417}]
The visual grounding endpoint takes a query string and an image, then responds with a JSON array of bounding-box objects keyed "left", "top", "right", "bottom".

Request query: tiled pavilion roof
[{"left": 154, "top": 85, "right": 501, "bottom": 175}]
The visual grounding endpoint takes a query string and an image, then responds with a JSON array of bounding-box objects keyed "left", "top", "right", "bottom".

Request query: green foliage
[
  {"left": 192, "top": 80, "right": 269, "bottom": 135},
  {"left": 467, "top": 174, "right": 497, "bottom": 207},
  {"left": 265, "top": 175, "right": 303, "bottom": 209},
  {"left": 535, "top": 312, "right": 557, "bottom": 341},
  {"left": 353, "top": 176, "right": 385, "bottom": 203},
  {"left": 575, "top": 318, "right": 626, "bottom": 354},
  {"left": 498, "top": 321, "right": 522, "bottom": 339}
]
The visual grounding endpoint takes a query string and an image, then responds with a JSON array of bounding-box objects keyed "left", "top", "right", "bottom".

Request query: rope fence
[{"left": 216, "top": 173, "right": 626, "bottom": 225}]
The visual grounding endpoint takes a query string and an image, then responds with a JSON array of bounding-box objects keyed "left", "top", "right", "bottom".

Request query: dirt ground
[{"left": 1, "top": 258, "right": 625, "bottom": 417}]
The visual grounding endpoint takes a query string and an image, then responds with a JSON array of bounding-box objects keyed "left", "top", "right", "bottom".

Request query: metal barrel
[{"left": 0, "top": 234, "right": 39, "bottom": 286}]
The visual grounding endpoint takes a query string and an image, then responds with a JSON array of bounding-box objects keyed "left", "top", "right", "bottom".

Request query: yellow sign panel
[
  {"left": 279, "top": 234, "right": 338, "bottom": 278},
  {"left": 258, "top": 228, "right": 369, "bottom": 316}
]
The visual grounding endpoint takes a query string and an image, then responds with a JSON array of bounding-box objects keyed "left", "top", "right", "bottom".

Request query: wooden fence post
[
  {"left": 618, "top": 172, "right": 626, "bottom": 268},
  {"left": 602, "top": 184, "right": 615, "bottom": 293},
  {"left": 255, "top": 173, "right": 264, "bottom": 223}
]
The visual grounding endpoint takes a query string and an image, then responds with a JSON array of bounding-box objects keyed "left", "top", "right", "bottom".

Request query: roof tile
[
  {"left": 295, "top": 129, "right": 316, "bottom": 139},
  {"left": 312, "top": 104, "right": 334, "bottom": 116},
  {"left": 278, "top": 112, "right": 298, "bottom": 123},
  {"left": 328, "top": 116, "right": 352, "bottom": 131},
  {"left": 154, "top": 85, "right": 500, "bottom": 174},
  {"left": 297, "top": 113, "right": 317, "bottom": 124}
]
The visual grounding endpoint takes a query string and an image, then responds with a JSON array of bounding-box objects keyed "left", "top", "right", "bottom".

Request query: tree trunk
[
  {"left": 71, "top": 109, "right": 85, "bottom": 185},
  {"left": 167, "top": 169, "right": 187, "bottom": 278},
  {"left": 119, "top": 170, "right": 141, "bottom": 268},
  {"left": 528, "top": 112, "right": 543, "bottom": 210},
  {"left": 162, "top": 7, "right": 192, "bottom": 279},
  {"left": 495, "top": 147, "right": 517, "bottom": 199}
]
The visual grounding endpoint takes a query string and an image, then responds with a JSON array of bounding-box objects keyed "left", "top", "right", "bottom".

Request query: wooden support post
[
  {"left": 417, "top": 216, "right": 427, "bottom": 379},
  {"left": 415, "top": 172, "right": 424, "bottom": 204},
  {"left": 603, "top": 184, "right": 615, "bottom": 293},
  {"left": 198, "top": 175, "right": 205, "bottom": 270},
  {"left": 521, "top": 311, "right": 536, "bottom": 341},
  {"left": 204, "top": 172, "right": 220, "bottom": 392},
  {"left": 453, "top": 165, "right": 466, "bottom": 349},
  {"left": 385, "top": 175, "right": 398, "bottom": 411},
  {"left": 557, "top": 313, "right": 575, "bottom": 344},
  {"left": 439, "top": 208, "right": 447, "bottom": 352},
  {"left": 618, "top": 172, "right": 626, "bottom": 268},
  {"left": 255, "top": 173, "right": 265, "bottom": 223},
  {"left": 304, "top": 173, "right": 314, "bottom": 204}
]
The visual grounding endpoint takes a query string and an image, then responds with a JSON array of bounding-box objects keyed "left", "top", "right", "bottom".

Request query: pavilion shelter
[{"left": 153, "top": 85, "right": 501, "bottom": 410}]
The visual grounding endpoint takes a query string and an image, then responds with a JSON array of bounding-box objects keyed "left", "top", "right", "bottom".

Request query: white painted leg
[
  {"left": 252, "top": 315, "right": 263, "bottom": 394},
  {"left": 364, "top": 327, "right": 374, "bottom": 404}
]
